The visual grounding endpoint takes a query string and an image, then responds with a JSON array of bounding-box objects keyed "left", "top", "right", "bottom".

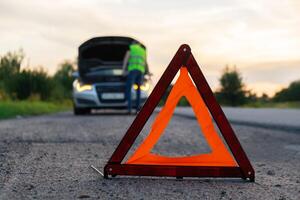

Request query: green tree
[
  {"left": 259, "top": 93, "right": 269, "bottom": 103},
  {"left": 216, "top": 66, "right": 246, "bottom": 106},
  {"left": 0, "top": 49, "right": 24, "bottom": 78},
  {"left": 0, "top": 49, "right": 76, "bottom": 101},
  {"left": 51, "top": 60, "right": 75, "bottom": 99},
  {"left": 273, "top": 80, "right": 300, "bottom": 102},
  {"left": 0, "top": 49, "right": 24, "bottom": 98}
]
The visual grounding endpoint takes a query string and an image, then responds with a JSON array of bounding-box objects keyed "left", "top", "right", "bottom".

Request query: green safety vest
[{"left": 128, "top": 44, "right": 146, "bottom": 73}]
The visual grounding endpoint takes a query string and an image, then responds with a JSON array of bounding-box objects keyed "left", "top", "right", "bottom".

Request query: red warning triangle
[
  {"left": 126, "top": 67, "right": 236, "bottom": 167},
  {"left": 104, "top": 44, "right": 255, "bottom": 181}
]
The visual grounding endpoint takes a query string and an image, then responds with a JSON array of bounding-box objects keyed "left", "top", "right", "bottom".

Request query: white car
[{"left": 73, "top": 36, "right": 151, "bottom": 115}]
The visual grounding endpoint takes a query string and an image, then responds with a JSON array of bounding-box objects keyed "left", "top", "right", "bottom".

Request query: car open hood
[{"left": 78, "top": 36, "right": 145, "bottom": 83}]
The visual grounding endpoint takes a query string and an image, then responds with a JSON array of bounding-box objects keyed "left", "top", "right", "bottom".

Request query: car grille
[{"left": 96, "top": 85, "right": 126, "bottom": 103}]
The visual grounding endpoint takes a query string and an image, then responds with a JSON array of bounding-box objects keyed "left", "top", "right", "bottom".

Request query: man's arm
[
  {"left": 145, "top": 62, "right": 149, "bottom": 75},
  {"left": 122, "top": 51, "right": 130, "bottom": 75}
]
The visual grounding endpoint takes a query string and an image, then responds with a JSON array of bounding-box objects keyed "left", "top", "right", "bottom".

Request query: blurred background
[{"left": 0, "top": 0, "right": 299, "bottom": 118}]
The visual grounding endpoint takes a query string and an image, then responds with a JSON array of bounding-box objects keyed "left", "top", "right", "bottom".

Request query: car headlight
[
  {"left": 133, "top": 82, "right": 150, "bottom": 91},
  {"left": 74, "top": 80, "right": 92, "bottom": 92}
]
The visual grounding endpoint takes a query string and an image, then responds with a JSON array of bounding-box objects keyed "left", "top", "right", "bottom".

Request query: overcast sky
[{"left": 0, "top": 0, "right": 299, "bottom": 96}]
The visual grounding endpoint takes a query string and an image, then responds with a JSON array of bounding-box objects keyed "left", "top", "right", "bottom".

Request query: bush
[
  {"left": 6, "top": 68, "right": 53, "bottom": 100},
  {"left": 215, "top": 66, "right": 247, "bottom": 106}
]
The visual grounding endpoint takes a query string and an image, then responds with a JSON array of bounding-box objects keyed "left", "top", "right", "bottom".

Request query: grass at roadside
[
  {"left": 0, "top": 100, "right": 72, "bottom": 119},
  {"left": 243, "top": 101, "right": 300, "bottom": 109}
]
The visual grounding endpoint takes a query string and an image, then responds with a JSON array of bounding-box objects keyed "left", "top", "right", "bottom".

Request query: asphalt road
[{"left": 0, "top": 109, "right": 299, "bottom": 199}]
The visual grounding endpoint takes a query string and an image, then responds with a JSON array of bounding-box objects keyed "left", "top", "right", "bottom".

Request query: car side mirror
[{"left": 72, "top": 71, "right": 79, "bottom": 78}]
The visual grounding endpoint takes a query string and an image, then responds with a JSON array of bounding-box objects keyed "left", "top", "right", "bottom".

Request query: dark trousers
[{"left": 126, "top": 70, "right": 143, "bottom": 112}]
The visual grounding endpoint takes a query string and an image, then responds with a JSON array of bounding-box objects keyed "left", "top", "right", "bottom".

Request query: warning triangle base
[
  {"left": 104, "top": 44, "right": 255, "bottom": 182},
  {"left": 104, "top": 164, "right": 244, "bottom": 179}
]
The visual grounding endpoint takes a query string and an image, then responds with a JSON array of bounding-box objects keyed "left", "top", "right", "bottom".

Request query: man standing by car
[{"left": 123, "top": 42, "right": 147, "bottom": 114}]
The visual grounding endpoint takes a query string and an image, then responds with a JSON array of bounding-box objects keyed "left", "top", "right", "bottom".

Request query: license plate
[{"left": 101, "top": 93, "right": 124, "bottom": 100}]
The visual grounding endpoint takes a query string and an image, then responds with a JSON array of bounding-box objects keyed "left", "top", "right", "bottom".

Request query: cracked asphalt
[{"left": 0, "top": 110, "right": 299, "bottom": 199}]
